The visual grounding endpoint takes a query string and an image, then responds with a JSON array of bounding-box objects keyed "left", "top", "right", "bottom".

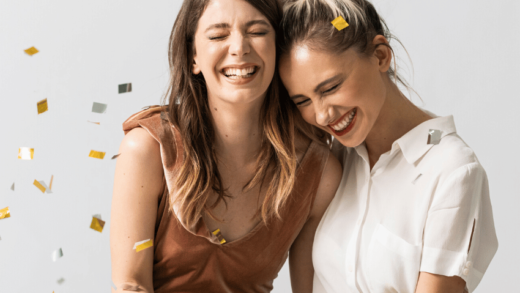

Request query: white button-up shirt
[{"left": 312, "top": 114, "right": 498, "bottom": 293}]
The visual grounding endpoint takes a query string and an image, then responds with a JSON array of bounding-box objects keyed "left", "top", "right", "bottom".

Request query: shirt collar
[{"left": 350, "top": 111, "right": 457, "bottom": 166}]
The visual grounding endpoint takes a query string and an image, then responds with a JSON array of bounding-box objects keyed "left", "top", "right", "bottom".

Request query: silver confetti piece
[
  {"left": 38, "top": 181, "right": 52, "bottom": 194},
  {"left": 57, "top": 277, "right": 65, "bottom": 284},
  {"left": 92, "top": 102, "right": 107, "bottom": 114},
  {"left": 427, "top": 129, "right": 442, "bottom": 145},
  {"left": 119, "top": 83, "right": 132, "bottom": 94},
  {"left": 52, "top": 248, "right": 63, "bottom": 262},
  {"left": 93, "top": 214, "right": 102, "bottom": 220},
  {"left": 10, "top": 183, "right": 14, "bottom": 191}
]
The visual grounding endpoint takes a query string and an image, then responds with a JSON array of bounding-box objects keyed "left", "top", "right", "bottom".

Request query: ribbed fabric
[{"left": 122, "top": 105, "right": 330, "bottom": 293}]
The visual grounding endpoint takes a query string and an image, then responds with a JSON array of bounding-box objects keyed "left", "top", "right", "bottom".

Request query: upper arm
[
  {"left": 289, "top": 152, "right": 342, "bottom": 293},
  {"left": 110, "top": 127, "right": 165, "bottom": 292}
]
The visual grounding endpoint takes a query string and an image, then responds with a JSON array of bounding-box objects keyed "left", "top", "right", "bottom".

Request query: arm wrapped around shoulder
[{"left": 420, "top": 162, "right": 498, "bottom": 292}]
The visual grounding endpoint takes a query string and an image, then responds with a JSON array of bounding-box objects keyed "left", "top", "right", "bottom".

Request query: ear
[
  {"left": 372, "top": 35, "right": 392, "bottom": 73},
  {"left": 192, "top": 55, "right": 201, "bottom": 75}
]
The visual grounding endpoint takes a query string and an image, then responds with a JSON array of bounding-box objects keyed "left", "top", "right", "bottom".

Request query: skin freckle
[{"left": 214, "top": 107, "right": 217, "bottom": 111}]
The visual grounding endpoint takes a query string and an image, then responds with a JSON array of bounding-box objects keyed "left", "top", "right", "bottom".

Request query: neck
[
  {"left": 364, "top": 77, "right": 432, "bottom": 168},
  {"left": 209, "top": 95, "right": 264, "bottom": 167}
]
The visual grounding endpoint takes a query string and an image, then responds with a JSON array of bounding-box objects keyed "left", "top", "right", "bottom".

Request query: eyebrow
[
  {"left": 290, "top": 74, "right": 343, "bottom": 100},
  {"left": 204, "top": 19, "right": 270, "bottom": 33}
]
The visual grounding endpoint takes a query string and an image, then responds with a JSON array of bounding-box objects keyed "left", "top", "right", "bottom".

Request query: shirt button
[
  {"left": 462, "top": 268, "right": 470, "bottom": 276},
  {"left": 465, "top": 261, "right": 473, "bottom": 268}
]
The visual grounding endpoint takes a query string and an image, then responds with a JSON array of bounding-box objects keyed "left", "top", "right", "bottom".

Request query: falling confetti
[
  {"left": 87, "top": 120, "right": 100, "bottom": 125},
  {"left": 0, "top": 207, "right": 11, "bottom": 219},
  {"left": 33, "top": 180, "right": 46, "bottom": 193},
  {"left": 24, "top": 46, "right": 39, "bottom": 56},
  {"left": 118, "top": 83, "right": 132, "bottom": 94},
  {"left": 89, "top": 150, "right": 106, "bottom": 159},
  {"left": 133, "top": 239, "right": 153, "bottom": 252},
  {"left": 92, "top": 102, "right": 107, "bottom": 114},
  {"left": 37, "top": 98, "right": 48, "bottom": 114},
  {"left": 52, "top": 248, "right": 63, "bottom": 262},
  {"left": 111, "top": 153, "right": 121, "bottom": 160},
  {"left": 212, "top": 228, "right": 227, "bottom": 244},
  {"left": 111, "top": 280, "right": 118, "bottom": 290},
  {"left": 331, "top": 16, "right": 349, "bottom": 31},
  {"left": 10, "top": 183, "right": 15, "bottom": 191},
  {"left": 427, "top": 129, "right": 442, "bottom": 145},
  {"left": 90, "top": 216, "right": 106, "bottom": 233},
  {"left": 57, "top": 278, "right": 65, "bottom": 284},
  {"left": 49, "top": 175, "right": 54, "bottom": 191},
  {"left": 18, "top": 147, "right": 34, "bottom": 160}
]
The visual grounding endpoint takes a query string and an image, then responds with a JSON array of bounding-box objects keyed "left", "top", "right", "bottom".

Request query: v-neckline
[{"left": 201, "top": 140, "right": 318, "bottom": 247}]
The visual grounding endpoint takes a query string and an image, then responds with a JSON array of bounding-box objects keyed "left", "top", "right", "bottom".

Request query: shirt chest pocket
[{"left": 366, "top": 224, "right": 422, "bottom": 293}]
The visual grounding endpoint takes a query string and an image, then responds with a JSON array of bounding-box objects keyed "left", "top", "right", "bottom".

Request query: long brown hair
[{"left": 160, "top": 0, "right": 326, "bottom": 228}]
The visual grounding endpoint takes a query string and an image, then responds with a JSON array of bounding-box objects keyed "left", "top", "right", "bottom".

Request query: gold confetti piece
[
  {"left": 39, "top": 180, "right": 52, "bottom": 194},
  {"left": 212, "top": 228, "right": 227, "bottom": 244},
  {"left": 0, "top": 207, "right": 11, "bottom": 219},
  {"left": 87, "top": 120, "right": 100, "bottom": 125},
  {"left": 18, "top": 147, "right": 34, "bottom": 160},
  {"left": 37, "top": 98, "right": 48, "bottom": 114},
  {"left": 111, "top": 153, "right": 121, "bottom": 160},
  {"left": 134, "top": 239, "right": 153, "bottom": 252},
  {"left": 10, "top": 183, "right": 15, "bottom": 191},
  {"left": 90, "top": 216, "right": 105, "bottom": 233},
  {"left": 331, "top": 16, "right": 349, "bottom": 31},
  {"left": 49, "top": 175, "right": 54, "bottom": 190},
  {"left": 89, "top": 150, "right": 106, "bottom": 159},
  {"left": 33, "top": 180, "right": 46, "bottom": 193},
  {"left": 118, "top": 83, "right": 132, "bottom": 94},
  {"left": 52, "top": 248, "right": 63, "bottom": 262},
  {"left": 24, "top": 46, "right": 39, "bottom": 56}
]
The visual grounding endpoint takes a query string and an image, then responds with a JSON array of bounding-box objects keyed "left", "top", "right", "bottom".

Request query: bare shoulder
[
  {"left": 295, "top": 133, "right": 312, "bottom": 162},
  {"left": 310, "top": 151, "right": 342, "bottom": 219},
  {"left": 115, "top": 127, "right": 164, "bottom": 201}
]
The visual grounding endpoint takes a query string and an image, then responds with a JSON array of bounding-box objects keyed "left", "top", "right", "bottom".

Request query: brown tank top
[{"left": 122, "top": 105, "right": 330, "bottom": 293}]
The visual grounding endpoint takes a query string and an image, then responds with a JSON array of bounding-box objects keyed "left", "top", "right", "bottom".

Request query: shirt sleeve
[{"left": 420, "top": 162, "right": 498, "bottom": 292}]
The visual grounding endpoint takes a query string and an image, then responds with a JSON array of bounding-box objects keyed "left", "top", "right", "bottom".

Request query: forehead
[
  {"left": 280, "top": 45, "right": 357, "bottom": 92},
  {"left": 198, "top": 0, "right": 268, "bottom": 28}
]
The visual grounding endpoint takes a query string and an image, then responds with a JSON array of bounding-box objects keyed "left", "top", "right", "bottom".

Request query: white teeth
[
  {"left": 223, "top": 66, "right": 256, "bottom": 77},
  {"left": 331, "top": 109, "right": 356, "bottom": 132}
]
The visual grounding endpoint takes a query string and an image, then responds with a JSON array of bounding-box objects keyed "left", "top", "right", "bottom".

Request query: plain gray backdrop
[{"left": 1, "top": 0, "right": 518, "bottom": 292}]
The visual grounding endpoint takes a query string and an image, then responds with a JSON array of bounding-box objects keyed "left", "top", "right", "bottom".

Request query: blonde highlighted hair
[{"left": 279, "top": 0, "right": 413, "bottom": 92}]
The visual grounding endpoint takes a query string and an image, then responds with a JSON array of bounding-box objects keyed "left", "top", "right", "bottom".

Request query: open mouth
[
  {"left": 328, "top": 108, "right": 357, "bottom": 136},
  {"left": 221, "top": 66, "right": 258, "bottom": 80}
]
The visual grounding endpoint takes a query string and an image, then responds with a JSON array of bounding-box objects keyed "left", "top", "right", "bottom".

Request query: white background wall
[{"left": 0, "top": 0, "right": 517, "bottom": 292}]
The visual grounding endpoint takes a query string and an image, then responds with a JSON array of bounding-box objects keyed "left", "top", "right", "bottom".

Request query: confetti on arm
[
  {"left": 90, "top": 216, "right": 106, "bottom": 233},
  {"left": 92, "top": 102, "right": 108, "bottom": 114},
  {"left": 133, "top": 239, "right": 153, "bottom": 252},
  {"left": 33, "top": 180, "right": 46, "bottom": 193},
  {"left": 37, "top": 98, "right": 48, "bottom": 114},
  {"left": 52, "top": 248, "right": 63, "bottom": 262},
  {"left": 118, "top": 83, "right": 132, "bottom": 94},
  {"left": 18, "top": 147, "right": 34, "bottom": 160},
  {"left": 89, "top": 150, "right": 106, "bottom": 159},
  {"left": 331, "top": 16, "right": 349, "bottom": 31},
  {"left": 24, "top": 46, "right": 39, "bottom": 56},
  {"left": 0, "top": 207, "right": 11, "bottom": 219}
]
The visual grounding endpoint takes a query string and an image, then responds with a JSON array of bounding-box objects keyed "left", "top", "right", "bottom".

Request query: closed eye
[
  {"left": 296, "top": 99, "right": 310, "bottom": 106},
  {"left": 323, "top": 84, "right": 340, "bottom": 94}
]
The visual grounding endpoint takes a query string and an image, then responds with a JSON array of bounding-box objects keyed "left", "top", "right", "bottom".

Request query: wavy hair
[{"left": 160, "top": 0, "right": 327, "bottom": 228}]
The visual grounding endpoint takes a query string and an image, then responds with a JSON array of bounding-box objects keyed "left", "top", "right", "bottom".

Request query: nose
[
  {"left": 314, "top": 101, "right": 334, "bottom": 127},
  {"left": 228, "top": 32, "right": 250, "bottom": 57}
]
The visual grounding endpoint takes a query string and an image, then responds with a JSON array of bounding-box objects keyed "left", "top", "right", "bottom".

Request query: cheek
[{"left": 299, "top": 107, "right": 317, "bottom": 127}]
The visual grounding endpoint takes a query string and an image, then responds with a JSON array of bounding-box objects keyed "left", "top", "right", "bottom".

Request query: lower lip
[
  {"left": 221, "top": 67, "right": 259, "bottom": 85},
  {"left": 328, "top": 109, "right": 357, "bottom": 137}
]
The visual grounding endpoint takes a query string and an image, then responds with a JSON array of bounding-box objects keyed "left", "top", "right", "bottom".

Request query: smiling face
[
  {"left": 192, "top": 0, "right": 276, "bottom": 105},
  {"left": 279, "top": 44, "right": 389, "bottom": 147}
]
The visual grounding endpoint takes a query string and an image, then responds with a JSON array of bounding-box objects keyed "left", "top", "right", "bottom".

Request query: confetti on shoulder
[
  {"left": 0, "top": 207, "right": 11, "bottom": 219},
  {"left": 134, "top": 239, "right": 153, "bottom": 252},
  {"left": 24, "top": 46, "right": 39, "bottom": 56},
  {"left": 331, "top": 16, "right": 349, "bottom": 31}
]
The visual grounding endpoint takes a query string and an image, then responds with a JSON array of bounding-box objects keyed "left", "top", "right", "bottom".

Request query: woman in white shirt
[{"left": 277, "top": 0, "right": 498, "bottom": 292}]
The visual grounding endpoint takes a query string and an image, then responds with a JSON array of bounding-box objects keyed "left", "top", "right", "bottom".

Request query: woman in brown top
[{"left": 110, "top": 0, "right": 341, "bottom": 292}]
